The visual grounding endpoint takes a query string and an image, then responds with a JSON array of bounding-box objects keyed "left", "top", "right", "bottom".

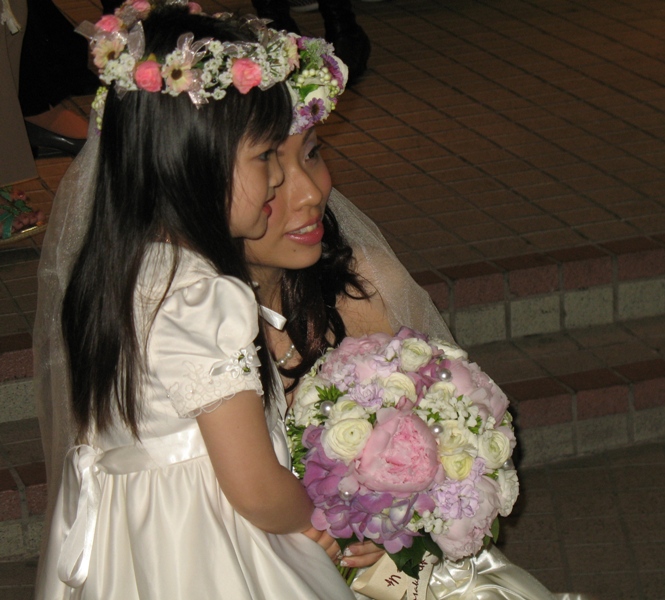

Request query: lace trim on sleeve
[{"left": 167, "top": 347, "right": 263, "bottom": 418}]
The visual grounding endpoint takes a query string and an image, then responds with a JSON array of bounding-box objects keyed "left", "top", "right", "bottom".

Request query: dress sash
[{"left": 56, "top": 428, "right": 207, "bottom": 588}]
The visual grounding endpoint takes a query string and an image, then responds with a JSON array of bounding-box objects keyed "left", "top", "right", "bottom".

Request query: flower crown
[{"left": 78, "top": 0, "right": 347, "bottom": 134}]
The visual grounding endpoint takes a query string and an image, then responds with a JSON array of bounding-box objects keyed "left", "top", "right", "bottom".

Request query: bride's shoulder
[{"left": 338, "top": 248, "right": 393, "bottom": 337}]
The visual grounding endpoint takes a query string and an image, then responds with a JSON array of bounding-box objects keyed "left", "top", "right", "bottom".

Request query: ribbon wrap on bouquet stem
[{"left": 351, "top": 546, "right": 594, "bottom": 600}]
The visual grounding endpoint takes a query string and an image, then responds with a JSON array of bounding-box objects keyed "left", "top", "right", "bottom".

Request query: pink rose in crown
[
  {"left": 131, "top": 0, "right": 151, "bottom": 15},
  {"left": 432, "top": 474, "right": 501, "bottom": 560},
  {"left": 188, "top": 2, "right": 202, "bottom": 14},
  {"left": 95, "top": 14, "right": 121, "bottom": 32},
  {"left": 231, "top": 58, "right": 262, "bottom": 94},
  {"left": 357, "top": 408, "right": 439, "bottom": 496},
  {"left": 446, "top": 359, "right": 509, "bottom": 423},
  {"left": 135, "top": 60, "right": 162, "bottom": 92}
]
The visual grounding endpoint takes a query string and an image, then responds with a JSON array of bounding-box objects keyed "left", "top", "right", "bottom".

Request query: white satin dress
[{"left": 35, "top": 244, "right": 355, "bottom": 600}]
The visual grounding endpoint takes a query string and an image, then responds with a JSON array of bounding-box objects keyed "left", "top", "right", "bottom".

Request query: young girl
[{"left": 34, "top": 2, "right": 355, "bottom": 598}]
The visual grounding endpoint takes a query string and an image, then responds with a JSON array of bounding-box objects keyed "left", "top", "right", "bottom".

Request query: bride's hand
[
  {"left": 340, "top": 540, "right": 385, "bottom": 568},
  {"left": 301, "top": 526, "right": 342, "bottom": 564}
]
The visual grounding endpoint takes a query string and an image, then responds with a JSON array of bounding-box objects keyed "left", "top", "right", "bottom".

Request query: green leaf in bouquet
[
  {"left": 468, "top": 415, "right": 483, "bottom": 435},
  {"left": 490, "top": 517, "right": 500, "bottom": 543},
  {"left": 386, "top": 534, "right": 441, "bottom": 580},
  {"left": 336, "top": 534, "right": 360, "bottom": 553},
  {"left": 482, "top": 517, "right": 500, "bottom": 548},
  {"left": 316, "top": 384, "right": 345, "bottom": 403}
]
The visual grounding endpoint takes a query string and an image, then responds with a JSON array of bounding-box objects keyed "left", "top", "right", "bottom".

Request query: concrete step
[{"left": 416, "top": 235, "right": 665, "bottom": 347}]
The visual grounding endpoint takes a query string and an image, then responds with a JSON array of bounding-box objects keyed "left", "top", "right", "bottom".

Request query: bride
[{"left": 243, "top": 126, "right": 591, "bottom": 600}]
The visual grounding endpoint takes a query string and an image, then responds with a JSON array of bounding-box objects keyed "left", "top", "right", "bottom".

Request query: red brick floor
[
  {"left": 2, "top": 0, "right": 665, "bottom": 347},
  {"left": 1, "top": 0, "right": 665, "bottom": 597}
]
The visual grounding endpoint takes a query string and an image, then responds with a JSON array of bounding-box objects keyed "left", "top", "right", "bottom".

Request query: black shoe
[{"left": 25, "top": 121, "right": 86, "bottom": 158}]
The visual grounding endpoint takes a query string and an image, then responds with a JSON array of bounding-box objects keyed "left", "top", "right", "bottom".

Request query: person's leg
[
  {"left": 251, "top": 0, "right": 301, "bottom": 34},
  {"left": 317, "top": 0, "right": 370, "bottom": 84},
  {"left": 18, "top": 0, "right": 97, "bottom": 116},
  {"left": 0, "top": 0, "right": 37, "bottom": 184}
]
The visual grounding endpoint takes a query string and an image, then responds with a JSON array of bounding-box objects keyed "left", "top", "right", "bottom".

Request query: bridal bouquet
[{"left": 285, "top": 327, "right": 519, "bottom": 578}]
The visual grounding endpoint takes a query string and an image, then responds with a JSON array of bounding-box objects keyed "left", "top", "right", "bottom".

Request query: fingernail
[
  {"left": 340, "top": 560, "right": 349, "bottom": 567},
  {"left": 343, "top": 547, "right": 353, "bottom": 556}
]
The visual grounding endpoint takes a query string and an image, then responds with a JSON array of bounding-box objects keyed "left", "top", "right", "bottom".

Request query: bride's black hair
[
  {"left": 62, "top": 5, "right": 292, "bottom": 437},
  {"left": 278, "top": 205, "right": 370, "bottom": 390}
]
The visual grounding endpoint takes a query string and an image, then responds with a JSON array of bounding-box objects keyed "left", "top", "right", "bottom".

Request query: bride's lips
[{"left": 285, "top": 218, "right": 324, "bottom": 245}]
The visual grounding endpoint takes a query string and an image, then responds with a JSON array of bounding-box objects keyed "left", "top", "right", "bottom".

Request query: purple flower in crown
[
  {"left": 301, "top": 97, "right": 326, "bottom": 125},
  {"left": 323, "top": 54, "right": 345, "bottom": 89}
]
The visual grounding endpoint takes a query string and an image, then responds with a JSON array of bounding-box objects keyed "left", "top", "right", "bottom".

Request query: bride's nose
[{"left": 287, "top": 167, "right": 324, "bottom": 209}]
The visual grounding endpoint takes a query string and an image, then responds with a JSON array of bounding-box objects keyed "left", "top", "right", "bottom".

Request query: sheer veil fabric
[
  {"left": 34, "top": 127, "right": 99, "bottom": 559},
  {"left": 328, "top": 188, "right": 453, "bottom": 344}
]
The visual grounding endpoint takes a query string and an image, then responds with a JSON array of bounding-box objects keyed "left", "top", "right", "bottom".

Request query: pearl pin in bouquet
[{"left": 285, "top": 327, "right": 519, "bottom": 578}]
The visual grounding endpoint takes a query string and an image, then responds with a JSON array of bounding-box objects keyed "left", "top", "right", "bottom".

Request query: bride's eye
[{"left": 305, "top": 143, "right": 323, "bottom": 161}]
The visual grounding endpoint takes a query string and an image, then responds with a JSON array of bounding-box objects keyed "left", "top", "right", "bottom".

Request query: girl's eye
[
  {"left": 259, "top": 148, "right": 276, "bottom": 161},
  {"left": 305, "top": 143, "right": 323, "bottom": 161}
]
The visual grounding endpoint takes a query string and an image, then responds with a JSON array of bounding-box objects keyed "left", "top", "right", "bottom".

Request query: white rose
[
  {"left": 400, "top": 338, "right": 433, "bottom": 372},
  {"left": 440, "top": 452, "right": 474, "bottom": 481},
  {"left": 496, "top": 469, "right": 519, "bottom": 516},
  {"left": 477, "top": 430, "right": 512, "bottom": 470},
  {"left": 292, "top": 376, "right": 327, "bottom": 426},
  {"left": 431, "top": 339, "right": 468, "bottom": 360},
  {"left": 437, "top": 420, "right": 478, "bottom": 456},
  {"left": 321, "top": 419, "right": 372, "bottom": 463},
  {"left": 327, "top": 399, "right": 368, "bottom": 425},
  {"left": 381, "top": 372, "right": 417, "bottom": 406}
]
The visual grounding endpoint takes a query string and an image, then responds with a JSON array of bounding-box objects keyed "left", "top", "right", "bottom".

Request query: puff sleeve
[{"left": 150, "top": 275, "right": 264, "bottom": 418}]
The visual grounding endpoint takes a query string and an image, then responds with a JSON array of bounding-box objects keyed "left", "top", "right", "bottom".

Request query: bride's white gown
[{"left": 35, "top": 245, "right": 355, "bottom": 599}]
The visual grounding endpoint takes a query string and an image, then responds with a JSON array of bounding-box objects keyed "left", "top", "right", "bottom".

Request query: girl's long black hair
[
  {"left": 62, "top": 6, "right": 292, "bottom": 437},
  {"left": 279, "top": 205, "right": 370, "bottom": 390}
]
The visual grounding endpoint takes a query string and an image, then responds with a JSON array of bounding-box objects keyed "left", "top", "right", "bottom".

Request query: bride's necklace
[{"left": 275, "top": 343, "right": 296, "bottom": 367}]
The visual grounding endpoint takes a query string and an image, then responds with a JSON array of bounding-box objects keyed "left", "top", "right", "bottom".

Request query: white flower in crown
[
  {"left": 162, "top": 33, "right": 209, "bottom": 97},
  {"left": 93, "top": 33, "right": 127, "bottom": 70}
]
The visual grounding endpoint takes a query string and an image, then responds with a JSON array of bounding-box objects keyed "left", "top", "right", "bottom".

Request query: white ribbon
[
  {"left": 352, "top": 546, "right": 594, "bottom": 600},
  {"left": 56, "top": 429, "right": 208, "bottom": 588},
  {"left": 57, "top": 445, "right": 103, "bottom": 588},
  {"left": 259, "top": 304, "right": 287, "bottom": 330}
]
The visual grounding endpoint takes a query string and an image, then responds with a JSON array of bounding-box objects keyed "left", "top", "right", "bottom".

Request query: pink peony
[
  {"left": 231, "top": 58, "right": 262, "bottom": 94},
  {"left": 447, "top": 360, "right": 509, "bottom": 424},
  {"left": 357, "top": 408, "right": 438, "bottom": 496},
  {"left": 95, "top": 14, "right": 121, "bottom": 32},
  {"left": 432, "top": 475, "right": 501, "bottom": 560},
  {"left": 334, "top": 333, "right": 391, "bottom": 362},
  {"left": 135, "top": 60, "right": 162, "bottom": 92}
]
